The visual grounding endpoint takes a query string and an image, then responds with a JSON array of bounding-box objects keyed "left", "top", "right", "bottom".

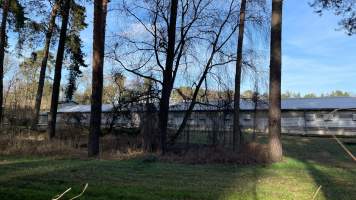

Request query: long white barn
[{"left": 39, "top": 97, "right": 356, "bottom": 136}]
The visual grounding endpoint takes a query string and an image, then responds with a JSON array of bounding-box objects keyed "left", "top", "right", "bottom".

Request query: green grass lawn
[{"left": 0, "top": 136, "right": 355, "bottom": 200}]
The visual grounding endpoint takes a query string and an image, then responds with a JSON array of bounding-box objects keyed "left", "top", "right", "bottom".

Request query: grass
[{"left": 0, "top": 136, "right": 355, "bottom": 200}]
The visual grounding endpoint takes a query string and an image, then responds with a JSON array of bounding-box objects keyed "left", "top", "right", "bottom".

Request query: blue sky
[
  {"left": 8, "top": 0, "right": 355, "bottom": 95},
  {"left": 282, "top": 1, "right": 356, "bottom": 95},
  {"left": 83, "top": 0, "right": 354, "bottom": 95}
]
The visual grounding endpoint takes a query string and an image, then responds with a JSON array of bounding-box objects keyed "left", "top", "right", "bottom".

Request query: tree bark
[
  {"left": 0, "top": 0, "right": 9, "bottom": 126},
  {"left": 158, "top": 0, "right": 178, "bottom": 155},
  {"left": 47, "top": 0, "right": 71, "bottom": 139},
  {"left": 233, "top": 0, "right": 247, "bottom": 151},
  {"left": 268, "top": 0, "right": 283, "bottom": 162},
  {"left": 32, "top": 0, "right": 62, "bottom": 129},
  {"left": 88, "top": 0, "right": 108, "bottom": 157},
  {"left": 142, "top": 83, "right": 158, "bottom": 152},
  {"left": 252, "top": 92, "right": 258, "bottom": 141}
]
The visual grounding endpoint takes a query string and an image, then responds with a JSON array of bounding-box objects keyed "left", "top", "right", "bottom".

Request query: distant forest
[{"left": 280, "top": 90, "right": 352, "bottom": 99}]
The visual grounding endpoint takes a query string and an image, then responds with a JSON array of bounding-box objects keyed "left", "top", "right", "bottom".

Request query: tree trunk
[
  {"left": 158, "top": 0, "right": 178, "bottom": 155},
  {"left": 252, "top": 92, "right": 258, "bottom": 141},
  {"left": 142, "top": 84, "right": 158, "bottom": 152},
  {"left": 88, "top": 0, "right": 108, "bottom": 157},
  {"left": 233, "top": 0, "right": 247, "bottom": 151},
  {"left": 142, "top": 104, "right": 158, "bottom": 152},
  {"left": 0, "top": 0, "right": 9, "bottom": 126},
  {"left": 268, "top": 0, "right": 283, "bottom": 162},
  {"left": 47, "top": 0, "right": 71, "bottom": 139},
  {"left": 32, "top": 0, "right": 62, "bottom": 129}
]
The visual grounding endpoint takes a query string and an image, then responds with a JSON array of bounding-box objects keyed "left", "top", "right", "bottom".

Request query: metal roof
[
  {"left": 169, "top": 99, "right": 268, "bottom": 111},
  {"left": 177, "top": 97, "right": 356, "bottom": 111},
  {"left": 56, "top": 97, "right": 356, "bottom": 113},
  {"left": 57, "top": 103, "right": 146, "bottom": 113},
  {"left": 281, "top": 97, "right": 356, "bottom": 110},
  {"left": 57, "top": 104, "right": 113, "bottom": 113}
]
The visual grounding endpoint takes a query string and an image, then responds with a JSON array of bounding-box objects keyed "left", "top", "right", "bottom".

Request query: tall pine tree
[
  {"left": 268, "top": 0, "right": 283, "bottom": 162},
  {"left": 47, "top": 0, "right": 71, "bottom": 138},
  {"left": 88, "top": 0, "right": 108, "bottom": 157},
  {"left": 0, "top": 0, "right": 26, "bottom": 125}
]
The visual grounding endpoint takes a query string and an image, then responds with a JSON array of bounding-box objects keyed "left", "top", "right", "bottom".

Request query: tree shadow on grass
[
  {"left": 0, "top": 137, "right": 355, "bottom": 200},
  {"left": 0, "top": 157, "right": 94, "bottom": 200},
  {"left": 217, "top": 136, "right": 355, "bottom": 200},
  {"left": 0, "top": 155, "right": 264, "bottom": 200},
  {"left": 282, "top": 136, "right": 356, "bottom": 200}
]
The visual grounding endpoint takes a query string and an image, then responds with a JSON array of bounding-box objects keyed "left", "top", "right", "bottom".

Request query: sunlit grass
[{"left": 0, "top": 136, "right": 355, "bottom": 200}]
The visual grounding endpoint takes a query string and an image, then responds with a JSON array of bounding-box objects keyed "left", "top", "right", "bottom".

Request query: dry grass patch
[
  {"left": 0, "top": 130, "right": 84, "bottom": 157},
  {"left": 0, "top": 128, "right": 145, "bottom": 160}
]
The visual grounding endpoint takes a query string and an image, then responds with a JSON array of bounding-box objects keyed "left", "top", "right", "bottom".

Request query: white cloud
[{"left": 121, "top": 22, "right": 151, "bottom": 39}]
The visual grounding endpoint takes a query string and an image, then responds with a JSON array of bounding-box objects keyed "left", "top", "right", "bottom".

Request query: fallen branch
[
  {"left": 332, "top": 135, "right": 356, "bottom": 162},
  {"left": 69, "top": 183, "right": 89, "bottom": 200},
  {"left": 52, "top": 183, "right": 89, "bottom": 200},
  {"left": 324, "top": 110, "right": 356, "bottom": 162},
  {"left": 312, "top": 185, "right": 322, "bottom": 200},
  {"left": 52, "top": 187, "right": 72, "bottom": 200}
]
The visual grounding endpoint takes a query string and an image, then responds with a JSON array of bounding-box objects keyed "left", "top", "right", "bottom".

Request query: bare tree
[
  {"left": 88, "top": 0, "right": 109, "bottom": 157},
  {"left": 170, "top": 0, "right": 270, "bottom": 145},
  {"left": 112, "top": 0, "right": 216, "bottom": 152},
  {"left": 170, "top": 1, "right": 239, "bottom": 144},
  {"left": 48, "top": 0, "right": 71, "bottom": 138},
  {"left": 268, "top": 0, "right": 283, "bottom": 162},
  {"left": 112, "top": 0, "right": 270, "bottom": 150}
]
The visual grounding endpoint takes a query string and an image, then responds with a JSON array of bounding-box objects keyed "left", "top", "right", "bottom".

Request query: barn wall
[
  {"left": 167, "top": 110, "right": 356, "bottom": 136},
  {"left": 41, "top": 112, "right": 140, "bottom": 129},
  {"left": 38, "top": 110, "right": 356, "bottom": 136}
]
